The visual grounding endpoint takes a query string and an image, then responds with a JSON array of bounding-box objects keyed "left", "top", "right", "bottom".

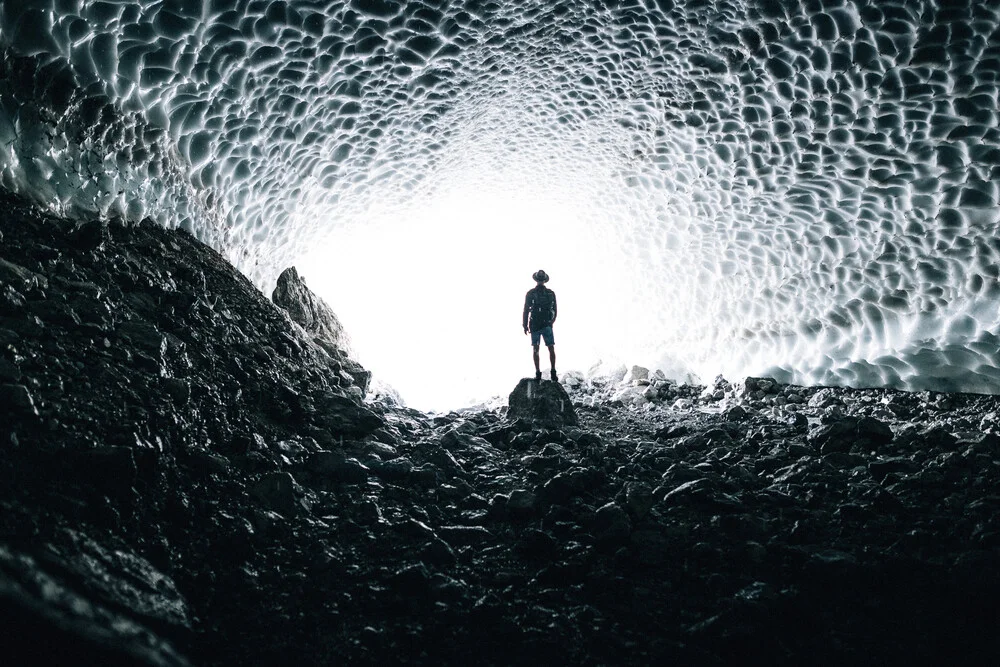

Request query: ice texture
[{"left": 2, "top": 0, "right": 1000, "bottom": 393}]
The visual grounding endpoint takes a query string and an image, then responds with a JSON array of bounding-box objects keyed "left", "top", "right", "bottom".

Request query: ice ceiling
[{"left": 2, "top": 0, "right": 1000, "bottom": 404}]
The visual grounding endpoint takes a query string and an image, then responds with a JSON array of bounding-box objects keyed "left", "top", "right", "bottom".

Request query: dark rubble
[{"left": 1, "top": 191, "right": 999, "bottom": 665}]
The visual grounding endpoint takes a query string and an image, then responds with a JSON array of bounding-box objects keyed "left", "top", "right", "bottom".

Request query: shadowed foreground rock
[
  {"left": 1, "top": 191, "right": 998, "bottom": 665},
  {"left": 507, "top": 378, "right": 578, "bottom": 427}
]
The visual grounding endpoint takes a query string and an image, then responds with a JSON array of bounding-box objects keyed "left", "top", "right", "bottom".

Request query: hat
[{"left": 532, "top": 270, "right": 549, "bottom": 283}]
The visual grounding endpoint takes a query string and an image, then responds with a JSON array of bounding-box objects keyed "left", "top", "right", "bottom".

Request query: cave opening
[{"left": 296, "top": 173, "right": 639, "bottom": 410}]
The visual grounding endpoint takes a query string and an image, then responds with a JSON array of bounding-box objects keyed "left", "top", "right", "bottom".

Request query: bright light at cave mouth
[{"left": 298, "top": 180, "right": 632, "bottom": 412}]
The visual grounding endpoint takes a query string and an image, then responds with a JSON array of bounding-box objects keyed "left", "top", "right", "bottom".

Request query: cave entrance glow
[{"left": 298, "top": 182, "right": 631, "bottom": 411}]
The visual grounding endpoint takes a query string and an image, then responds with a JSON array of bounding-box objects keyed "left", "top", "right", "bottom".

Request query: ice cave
[
  {"left": 3, "top": 0, "right": 1000, "bottom": 407},
  {"left": 1, "top": 1, "right": 999, "bottom": 664}
]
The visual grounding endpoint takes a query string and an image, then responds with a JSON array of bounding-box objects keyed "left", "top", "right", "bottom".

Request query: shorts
[{"left": 530, "top": 326, "right": 554, "bottom": 347}]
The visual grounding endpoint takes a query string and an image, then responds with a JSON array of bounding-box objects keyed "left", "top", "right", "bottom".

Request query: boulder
[
  {"left": 249, "top": 472, "right": 301, "bottom": 517},
  {"left": 743, "top": 377, "right": 780, "bottom": 395},
  {"left": 309, "top": 451, "right": 369, "bottom": 484},
  {"left": 271, "top": 267, "right": 351, "bottom": 352},
  {"left": 312, "top": 391, "right": 385, "bottom": 437},
  {"left": 622, "top": 365, "right": 649, "bottom": 384},
  {"left": 271, "top": 267, "right": 371, "bottom": 392},
  {"left": 592, "top": 503, "right": 631, "bottom": 544},
  {"left": 79, "top": 447, "right": 138, "bottom": 496},
  {"left": 1, "top": 384, "right": 38, "bottom": 417},
  {"left": 0, "top": 533, "right": 191, "bottom": 667},
  {"left": 506, "top": 489, "right": 537, "bottom": 518},
  {"left": 724, "top": 405, "right": 748, "bottom": 421},
  {"left": 807, "top": 416, "right": 894, "bottom": 454},
  {"left": 611, "top": 385, "right": 647, "bottom": 405},
  {"left": 624, "top": 482, "right": 654, "bottom": 519},
  {"left": 507, "top": 378, "right": 578, "bottom": 428}
]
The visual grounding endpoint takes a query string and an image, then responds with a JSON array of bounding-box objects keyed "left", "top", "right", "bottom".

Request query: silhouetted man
[{"left": 523, "top": 270, "right": 558, "bottom": 382}]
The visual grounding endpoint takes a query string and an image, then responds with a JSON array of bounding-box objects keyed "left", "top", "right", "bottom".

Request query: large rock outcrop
[
  {"left": 507, "top": 379, "right": 578, "bottom": 428},
  {"left": 271, "top": 266, "right": 371, "bottom": 394}
]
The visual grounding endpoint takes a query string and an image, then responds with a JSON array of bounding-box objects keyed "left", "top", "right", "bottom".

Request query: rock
[
  {"left": 623, "top": 365, "right": 649, "bottom": 384},
  {"left": 784, "top": 411, "right": 809, "bottom": 428},
  {"left": 868, "top": 457, "right": 920, "bottom": 481},
  {"left": 743, "top": 377, "right": 779, "bottom": 395},
  {"left": 856, "top": 416, "right": 894, "bottom": 444},
  {"left": 369, "top": 457, "right": 414, "bottom": 482},
  {"left": 309, "top": 451, "right": 370, "bottom": 484},
  {"left": 509, "top": 432, "right": 535, "bottom": 450},
  {"left": 808, "top": 388, "right": 841, "bottom": 408},
  {"left": 419, "top": 538, "right": 457, "bottom": 567},
  {"left": 339, "top": 357, "right": 372, "bottom": 395},
  {"left": 592, "top": 503, "right": 631, "bottom": 544},
  {"left": 410, "top": 464, "right": 439, "bottom": 487},
  {"left": 0, "top": 358, "right": 21, "bottom": 382},
  {"left": 807, "top": 416, "right": 893, "bottom": 453},
  {"left": 9, "top": 188, "right": 1000, "bottom": 663},
  {"left": 185, "top": 450, "right": 231, "bottom": 476},
  {"left": 630, "top": 529, "right": 672, "bottom": 565},
  {"left": 390, "top": 564, "right": 431, "bottom": 595},
  {"left": 440, "top": 429, "right": 493, "bottom": 462},
  {"left": 605, "top": 365, "right": 628, "bottom": 383},
  {"left": 73, "top": 219, "right": 111, "bottom": 249},
  {"left": 271, "top": 267, "right": 370, "bottom": 392},
  {"left": 576, "top": 431, "right": 604, "bottom": 448},
  {"left": 355, "top": 500, "right": 383, "bottom": 525},
  {"left": 312, "top": 391, "right": 385, "bottom": 437},
  {"left": 624, "top": 482, "right": 654, "bottom": 519},
  {"left": 1, "top": 384, "right": 38, "bottom": 416},
  {"left": 724, "top": 405, "right": 748, "bottom": 421},
  {"left": 539, "top": 469, "right": 591, "bottom": 504},
  {"left": 249, "top": 472, "right": 301, "bottom": 516},
  {"left": 0, "top": 538, "right": 192, "bottom": 667},
  {"left": 115, "top": 321, "right": 167, "bottom": 356},
  {"left": 368, "top": 378, "right": 405, "bottom": 407},
  {"left": 506, "top": 489, "right": 537, "bottom": 518},
  {"left": 428, "top": 446, "right": 468, "bottom": 477},
  {"left": 654, "top": 424, "right": 688, "bottom": 439},
  {"left": 439, "top": 526, "right": 495, "bottom": 547},
  {"left": 517, "top": 528, "right": 558, "bottom": 558},
  {"left": 611, "top": 385, "right": 647, "bottom": 405},
  {"left": 562, "top": 370, "right": 584, "bottom": 388},
  {"left": 507, "top": 378, "right": 578, "bottom": 428},
  {"left": 272, "top": 267, "right": 351, "bottom": 352},
  {"left": 76, "top": 447, "right": 138, "bottom": 496},
  {"left": 0, "top": 258, "right": 45, "bottom": 288},
  {"left": 161, "top": 377, "right": 191, "bottom": 405}
]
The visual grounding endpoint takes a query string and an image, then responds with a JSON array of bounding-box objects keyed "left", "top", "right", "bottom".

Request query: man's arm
[
  {"left": 522, "top": 292, "right": 531, "bottom": 332},
  {"left": 551, "top": 291, "right": 557, "bottom": 325}
]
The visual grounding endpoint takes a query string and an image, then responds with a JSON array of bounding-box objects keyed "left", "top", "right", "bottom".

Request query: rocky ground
[{"left": 2, "top": 190, "right": 999, "bottom": 665}]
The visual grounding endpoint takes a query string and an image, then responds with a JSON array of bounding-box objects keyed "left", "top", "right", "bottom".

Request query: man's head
[{"left": 532, "top": 269, "right": 549, "bottom": 285}]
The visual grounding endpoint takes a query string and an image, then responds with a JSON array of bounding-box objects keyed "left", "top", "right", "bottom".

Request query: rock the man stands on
[{"left": 523, "top": 269, "right": 558, "bottom": 382}]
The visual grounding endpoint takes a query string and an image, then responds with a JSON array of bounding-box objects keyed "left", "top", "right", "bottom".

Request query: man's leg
[
  {"left": 532, "top": 344, "right": 541, "bottom": 379},
  {"left": 547, "top": 345, "right": 557, "bottom": 381}
]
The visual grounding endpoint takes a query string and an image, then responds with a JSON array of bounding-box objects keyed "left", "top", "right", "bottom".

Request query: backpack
[{"left": 530, "top": 288, "right": 555, "bottom": 326}]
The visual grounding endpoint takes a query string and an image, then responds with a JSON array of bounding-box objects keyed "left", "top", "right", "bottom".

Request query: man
[{"left": 522, "top": 269, "right": 558, "bottom": 382}]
